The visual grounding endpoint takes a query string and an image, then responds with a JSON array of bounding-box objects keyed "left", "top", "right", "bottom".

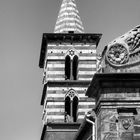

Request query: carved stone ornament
[
  {"left": 105, "top": 25, "right": 140, "bottom": 68},
  {"left": 69, "top": 49, "right": 75, "bottom": 56},
  {"left": 126, "top": 25, "right": 140, "bottom": 52},
  {"left": 121, "top": 118, "right": 133, "bottom": 130},
  {"left": 106, "top": 43, "right": 129, "bottom": 66},
  {"left": 65, "top": 89, "right": 79, "bottom": 100}
]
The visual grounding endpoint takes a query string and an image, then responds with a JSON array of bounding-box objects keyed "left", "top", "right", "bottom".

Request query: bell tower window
[
  {"left": 73, "top": 55, "right": 78, "bottom": 80},
  {"left": 72, "top": 96, "right": 78, "bottom": 122},
  {"left": 65, "top": 55, "right": 71, "bottom": 80},
  {"left": 65, "top": 50, "right": 79, "bottom": 80},
  {"left": 65, "top": 89, "right": 79, "bottom": 122},
  {"left": 65, "top": 96, "right": 71, "bottom": 117}
]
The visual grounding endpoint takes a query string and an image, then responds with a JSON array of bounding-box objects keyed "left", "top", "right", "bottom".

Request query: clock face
[{"left": 106, "top": 43, "right": 129, "bottom": 66}]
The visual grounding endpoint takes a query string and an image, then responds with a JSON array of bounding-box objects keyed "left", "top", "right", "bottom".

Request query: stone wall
[{"left": 96, "top": 88, "right": 140, "bottom": 140}]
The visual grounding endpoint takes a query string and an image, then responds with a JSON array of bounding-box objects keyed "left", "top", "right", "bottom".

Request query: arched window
[
  {"left": 65, "top": 55, "right": 71, "bottom": 80},
  {"left": 65, "top": 89, "right": 79, "bottom": 122},
  {"left": 65, "top": 50, "right": 79, "bottom": 80},
  {"left": 73, "top": 55, "right": 78, "bottom": 80},
  {"left": 73, "top": 96, "right": 78, "bottom": 122},
  {"left": 65, "top": 96, "right": 70, "bottom": 117}
]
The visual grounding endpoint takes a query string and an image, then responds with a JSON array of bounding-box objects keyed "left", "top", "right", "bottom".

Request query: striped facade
[
  {"left": 43, "top": 43, "right": 97, "bottom": 82},
  {"left": 54, "top": 0, "right": 84, "bottom": 33},
  {"left": 42, "top": 42, "right": 96, "bottom": 124},
  {"left": 43, "top": 86, "right": 95, "bottom": 124},
  {"left": 39, "top": 0, "right": 102, "bottom": 139}
]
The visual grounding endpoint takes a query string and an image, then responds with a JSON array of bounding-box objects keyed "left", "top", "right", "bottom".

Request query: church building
[
  {"left": 38, "top": 0, "right": 140, "bottom": 140},
  {"left": 39, "top": 0, "right": 102, "bottom": 140}
]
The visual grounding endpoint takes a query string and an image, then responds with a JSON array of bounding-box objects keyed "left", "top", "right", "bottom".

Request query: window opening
[
  {"left": 65, "top": 55, "right": 71, "bottom": 80},
  {"left": 73, "top": 55, "right": 78, "bottom": 80},
  {"left": 73, "top": 96, "right": 78, "bottom": 122},
  {"left": 65, "top": 89, "right": 79, "bottom": 122},
  {"left": 65, "top": 50, "right": 79, "bottom": 80},
  {"left": 65, "top": 96, "right": 71, "bottom": 119}
]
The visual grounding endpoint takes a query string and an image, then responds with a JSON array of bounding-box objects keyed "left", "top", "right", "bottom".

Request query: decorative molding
[
  {"left": 106, "top": 43, "right": 129, "bottom": 66},
  {"left": 101, "top": 25, "right": 140, "bottom": 72}
]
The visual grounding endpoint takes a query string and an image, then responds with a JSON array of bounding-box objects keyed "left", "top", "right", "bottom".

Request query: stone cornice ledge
[{"left": 86, "top": 73, "right": 140, "bottom": 98}]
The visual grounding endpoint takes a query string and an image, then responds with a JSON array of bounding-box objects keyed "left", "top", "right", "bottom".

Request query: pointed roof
[{"left": 54, "top": 0, "right": 84, "bottom": 33}]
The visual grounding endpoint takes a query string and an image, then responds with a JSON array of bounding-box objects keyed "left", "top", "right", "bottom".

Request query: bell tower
[{"left": 39, "top": 0, "right": 102, "bottom": 140}]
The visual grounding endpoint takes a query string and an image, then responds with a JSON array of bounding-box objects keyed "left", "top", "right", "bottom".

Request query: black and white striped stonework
[
  {"left": 39, "top": 0, "right": 102, "bottom": 126},
  {"left": 42, "top": 86, "right": 95, "bottom": 123},
  {"left": 42, "top": 42, "right": 96, "bottom": 123},
  {"left": 44, "top": 43, "right": 96, "bottom": 82},
  {"left": 54, "top": 0, "right": 84, "bottom": 33}
]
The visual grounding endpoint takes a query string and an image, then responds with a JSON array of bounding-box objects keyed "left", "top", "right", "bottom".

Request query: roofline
[
  {"left": 86, "top": 73, "right": 140, "bottom": 98},
  {"left": 39, "top": 33, "right": 102, "bottom": 68}
]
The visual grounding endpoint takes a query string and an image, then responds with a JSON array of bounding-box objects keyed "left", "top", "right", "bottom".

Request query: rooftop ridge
[{"left": 54, "top": 0, "right": 84, "bottom": 33}]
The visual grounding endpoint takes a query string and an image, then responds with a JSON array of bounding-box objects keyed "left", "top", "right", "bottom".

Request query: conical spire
[{"left": 54, "top": 0, "right": 84, "bottom": 33}]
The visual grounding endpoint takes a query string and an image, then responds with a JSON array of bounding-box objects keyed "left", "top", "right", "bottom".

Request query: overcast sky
[{"left": 0, "top": 0, "right": 140, "bottom": 140}]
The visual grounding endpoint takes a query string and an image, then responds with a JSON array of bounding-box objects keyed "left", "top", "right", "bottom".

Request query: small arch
[
  {"left": 65, "top": 89, "right": 79, "bottom": 100},
  {"left": 65, "top": 89, "right": 79, "bottom": 122},
  {"left": 65, "top": 48, "right": 79, "bottom": 59},
  {"left": 65, "top": 49, "right": 79, "bottom": 80}
]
